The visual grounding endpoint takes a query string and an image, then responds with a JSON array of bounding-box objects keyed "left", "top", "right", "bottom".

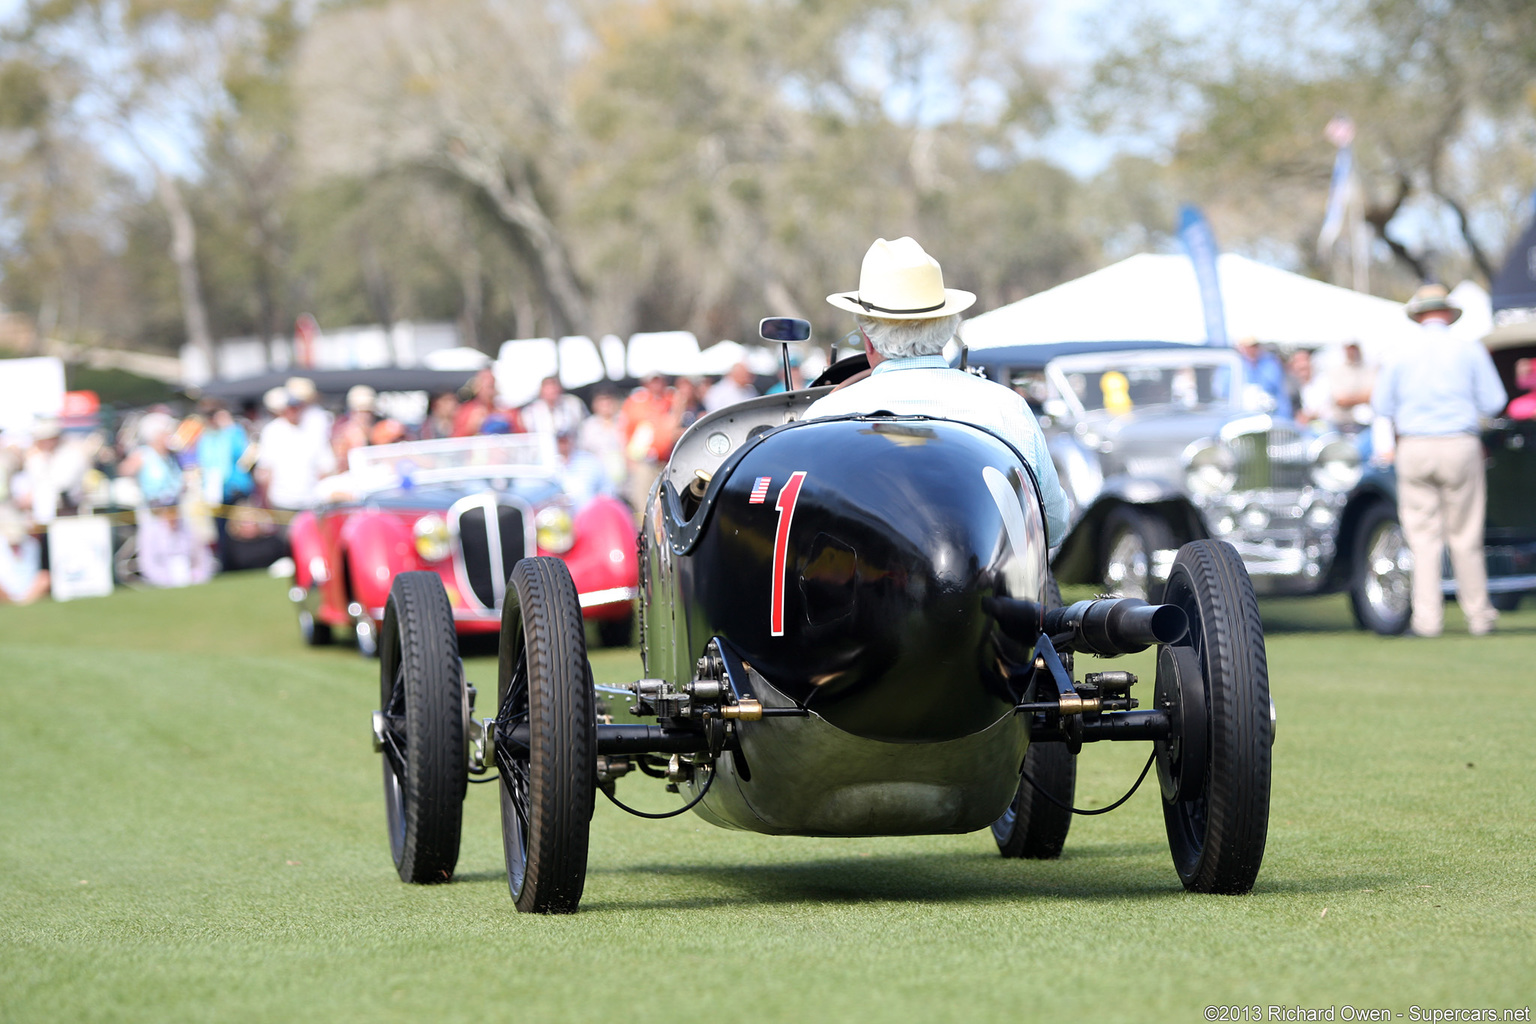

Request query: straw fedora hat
[
  {"left": 1404, "top": 284, "right": 1462, "bottom": 324},
  {"left": 826, "top": 237, "right": 976, "bottom": 319}
]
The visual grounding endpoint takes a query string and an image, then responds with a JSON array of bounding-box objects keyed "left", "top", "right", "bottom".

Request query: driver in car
[{"left": 804, "top": 236, "right": 1071, "bottom": 543}]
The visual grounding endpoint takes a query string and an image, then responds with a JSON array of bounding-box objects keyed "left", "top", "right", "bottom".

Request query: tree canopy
[{"left": 1, "top": 0, "right": 1533, "bottom": 358}]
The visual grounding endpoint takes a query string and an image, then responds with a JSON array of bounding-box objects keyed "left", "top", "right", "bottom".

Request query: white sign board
[
  {"left": 48, "top": 516, "right": 115, "bottom": 602},
  {"left": 0, "top": 357, "right": 66, "bottom": 434}
]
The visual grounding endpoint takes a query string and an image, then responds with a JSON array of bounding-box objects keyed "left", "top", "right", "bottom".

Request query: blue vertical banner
[{"left": 1177, "top": 204, "right": 1228, "bottom": 348}]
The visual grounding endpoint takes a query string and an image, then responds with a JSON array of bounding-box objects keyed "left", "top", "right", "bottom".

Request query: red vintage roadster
[{"left": 288, "top": 434, "right": 638, "bottom": 652}]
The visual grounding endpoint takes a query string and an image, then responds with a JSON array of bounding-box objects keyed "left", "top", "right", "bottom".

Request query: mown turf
[{"left": 1, "top": 574, "right": 1532, "bottom": 1023}]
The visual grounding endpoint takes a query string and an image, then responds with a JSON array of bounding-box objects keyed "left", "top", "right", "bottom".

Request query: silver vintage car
[{"left": 968, "top": 341, "right": 1394, "bottom": 622}]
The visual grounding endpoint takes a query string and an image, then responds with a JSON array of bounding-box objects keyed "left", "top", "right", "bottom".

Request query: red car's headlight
[
  {"left": 535, "top": 506, "right": 574, "bottom": 554},
  {"left": 413, "top": 514, "right": 451, "bottom": 562}
]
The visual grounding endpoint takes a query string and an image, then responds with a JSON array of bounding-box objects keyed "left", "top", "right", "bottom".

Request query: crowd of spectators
[
  {"left": 0, "top": 361, "right": 768, "bottom": 605},
  {"left": 7, "top": 328, "right": 1530, "bottom": 610}
]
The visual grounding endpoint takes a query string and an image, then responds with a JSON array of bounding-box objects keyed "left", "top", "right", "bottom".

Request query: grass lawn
[{"left": 2, "top": 572, "right": 1532, "bottom": 1023}]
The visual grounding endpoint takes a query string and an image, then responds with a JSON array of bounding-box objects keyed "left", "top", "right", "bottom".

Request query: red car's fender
[
  {"left": 341, "top": 511, "right": 418, "bottom": 615},
  {"left": 288, "top": 510, "right": 324, "bottom": 589},
  {"left": 559, "top": 496, "right": 639, "bottom": 617}
]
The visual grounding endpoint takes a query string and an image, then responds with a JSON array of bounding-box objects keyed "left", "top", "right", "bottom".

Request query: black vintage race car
[{"left": 371, "top": 319, "right": 1274, "bottom": 913}]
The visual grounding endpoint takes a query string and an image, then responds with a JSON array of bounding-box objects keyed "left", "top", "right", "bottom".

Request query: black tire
[
  {"left": 1158, "top": 540, "right": 1271, "bottom": 894},
  {"left": 1348, "top": 502, "right": 1412, "bottom": 635},
  {"left": 378, "top": 572, "right": 466, "bottom": 884},
  {"left": 595, "top": 610, "right": 634, "bottom": 648},
  {"left": 356, "top": 616, "right": 380, "bottom": 657},
  {"left": 1489, "top": 591, "right": 1524, "bottom": 612},
  {"left": 496, "top": 557, "right": 596, "bottom": 914},
  {"left": 993, "top": 574, "right": 1077, "bottom": 859},
  {"left": 298, "top": 595, "right": 332, "bottom": 646},
  {"left": 1100, "top": 506, "right": 1176, "bottom": 602}
]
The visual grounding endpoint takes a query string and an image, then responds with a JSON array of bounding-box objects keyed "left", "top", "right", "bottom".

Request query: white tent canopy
[{"left": 961, "top": 253, "right": 1450, "bottom": 365}]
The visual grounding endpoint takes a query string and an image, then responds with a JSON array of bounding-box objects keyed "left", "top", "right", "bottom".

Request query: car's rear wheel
[
  {"left": 1157, "top": 540, "right": 1271, "bottom": 894},
  {"left": 496, "top": 557, "right": 595, "bottom": 914},
  {"left": 993, "top": 574, "right": 1076, "bottom": 859},
  {"left": 1349, "top": 503, "right": 1412, "bottom": 635},
  {"left": 1489, "top": 591, "right": 1524, "bottom": 612},
  {"left": 378, "top": 571, "right": 466, "bottom": 884},
  {"left": 1100, "top": 507, "right": 1175, "bottom": 601}
]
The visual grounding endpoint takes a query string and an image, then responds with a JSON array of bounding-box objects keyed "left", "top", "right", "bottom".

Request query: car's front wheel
[
  {"left": 297, "top": 598, "right": 332, "bottom": 646},
  {"left": 496, "top": 557, "right": 596, "bottom": 914},
  {"left": 1100, "top": 507, "right": 1175, "bottom": 601},
  {"left": 378, "top": 572, "right": 466, "bottom": 884},
  {"left": 1158, "top": 540, "right": 1272, "bottom": 894},
  {"left": 1349, "top": 503, "right": 1412, "bottom": 635}
]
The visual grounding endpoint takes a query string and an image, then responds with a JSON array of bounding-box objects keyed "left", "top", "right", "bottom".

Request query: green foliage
[
  {"left": 1084, "top": 0, "right": 1536, "bottom": 287},
  {"left": 0, "top": 59, "right": 49, "bottom": 130},
  {"left": 5, "top": 0, "right": 1536, "bottom": 357},
  {"left": 62, "top": 362, "right": 183, "bottom": 405}
]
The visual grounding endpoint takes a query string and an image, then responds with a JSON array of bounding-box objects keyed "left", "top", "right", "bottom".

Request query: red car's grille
[{"left": 455, "top": 504, "right": 526, "bottom": 608}]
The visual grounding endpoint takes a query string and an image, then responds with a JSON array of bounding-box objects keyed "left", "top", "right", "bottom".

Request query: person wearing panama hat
[
  {"left": 1372, "top": 281, "right": 1506, "bottom": 637},
  {"left": 804, "top": 236, "right": 1069, "bottom": 542},
  {"left": 1403, "top": 283, "right": 1463, "bottom": 324}
]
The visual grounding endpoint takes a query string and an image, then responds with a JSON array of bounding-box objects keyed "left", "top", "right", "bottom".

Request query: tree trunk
[
  {"left": 154, "top": 170, "right": 215, "bottom": 371},
  {"left": 440, "top": 142, "right": 588, "bottom": 337}
]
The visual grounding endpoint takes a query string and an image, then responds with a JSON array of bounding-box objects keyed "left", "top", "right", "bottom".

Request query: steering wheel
[{"left": 809, "top": 353, "right": 871, "bottom": 389}]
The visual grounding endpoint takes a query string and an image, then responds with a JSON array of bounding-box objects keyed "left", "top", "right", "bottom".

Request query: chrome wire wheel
[
  {"left": 1362, "top": 521, "right": 1411, "bottom": 621},
  {"left": 1349, "top": 503, "right": 1413, "bottom": 635},
  {"left": 1099, "top": 507, "right": 1175, "bottom": 602},
  {"left": 1104, "top": 530, "right": 1151, "bottom": 599}
]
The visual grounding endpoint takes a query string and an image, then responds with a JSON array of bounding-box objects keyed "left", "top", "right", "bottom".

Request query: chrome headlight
[
  {"left": 535, "top": 506, "right": 574, "bottom": 554},
  {"left": 1310, "top": 438, "right": 1362, "bottom": 492},
  {"left": 413, "top": 514, "right": 451, "bottom": 562},
  {"left": 1184, "top": 441, "right": 1237, "bottom": 497}
]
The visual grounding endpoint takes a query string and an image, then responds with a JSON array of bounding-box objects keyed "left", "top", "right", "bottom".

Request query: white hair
[
  {"left": 855, "top": 314, "right": 961, "bottom": 360},
  {"left": 138, "top": 412, "right": 175, "bottom": 445}
]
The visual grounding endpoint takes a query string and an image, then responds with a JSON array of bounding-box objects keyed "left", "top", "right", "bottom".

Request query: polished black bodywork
[
  {"left": 639, "top": 401, "right": 1051, "bottom": 835},
  {"left": 651, "top": 415, "right": 1045, "bottom": 743}
]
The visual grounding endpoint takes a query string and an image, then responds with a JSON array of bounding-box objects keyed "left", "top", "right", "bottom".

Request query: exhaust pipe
[
  {"left": 1044, "top": 598, "right": 1187, "bottom": 656},
  {"left": 985, "top": 595, "right": 1187, "bottom": 656}
]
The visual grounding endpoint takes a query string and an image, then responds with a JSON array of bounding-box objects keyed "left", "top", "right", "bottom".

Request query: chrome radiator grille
[
  {"left": 452, "top": 499, "right": 527, "bottom": 609},
  {"left": 1230, "top": 425, "right": 1309, "bottom": 489}
]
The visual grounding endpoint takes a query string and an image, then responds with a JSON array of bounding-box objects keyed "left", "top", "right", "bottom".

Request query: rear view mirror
[{"left": 759, "top": 317, "right": 812, "bottom": 343}]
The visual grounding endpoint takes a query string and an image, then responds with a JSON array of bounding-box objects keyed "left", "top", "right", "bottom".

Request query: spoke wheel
[
  {"left": 379, "top": 572, "right": 466, "bottom": 884},
  {"left": 993, "top": 574, "right": 1076, "bottom": 859},
  {"left": 1158, "top": 540, "right": 1272, "bottom": 894},
  {"left": 496, "top": 557, "right": 595, "bottom": 914},
  {"left": 1100, "top": 507, "right": 1175, "bottom": 601},
  {"left": 1348, "top": 503, "right": 1412, "bottom": 635}
]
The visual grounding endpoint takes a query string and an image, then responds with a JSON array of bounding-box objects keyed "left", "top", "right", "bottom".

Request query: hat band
[{"left": 854, "top": 294, "right": 946, "bottom": 315}]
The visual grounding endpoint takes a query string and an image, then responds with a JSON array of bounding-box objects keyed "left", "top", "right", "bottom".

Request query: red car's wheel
[{"left": 378, "top": 572, "right": 466, "bottom": 884}]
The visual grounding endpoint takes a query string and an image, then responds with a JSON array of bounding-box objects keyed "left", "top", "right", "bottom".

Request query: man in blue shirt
[
  {"left": 1372, "top": 284, "right": 1508, "bottom": 637},
  {"left": 804, "top": 237, "right": 1071, "bottom": 545},
  {"left": 1234, "top": 336, "right": 1292, "bottom": 418}
]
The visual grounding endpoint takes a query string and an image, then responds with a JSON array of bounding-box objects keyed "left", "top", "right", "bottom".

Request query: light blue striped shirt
[
  {"left": 803, "top": 354, "right": 1071, "bottom": 542},
  {"left": 1372, "top": 322, "right": 1507, "bottom": 437}
]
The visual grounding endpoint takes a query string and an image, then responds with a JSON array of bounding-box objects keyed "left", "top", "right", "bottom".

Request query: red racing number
[{"left": 770, "top": 471, "right": 808, "bottom": 636}]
